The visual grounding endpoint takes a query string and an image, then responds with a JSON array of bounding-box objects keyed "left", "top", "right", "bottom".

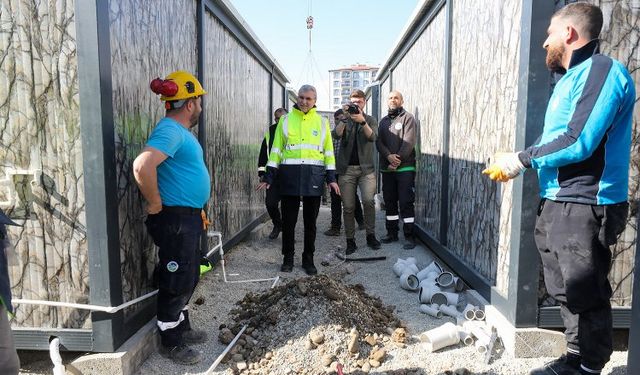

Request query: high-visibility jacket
[{"left": 265, "top": 106, "right": 336, "bottom": 196}]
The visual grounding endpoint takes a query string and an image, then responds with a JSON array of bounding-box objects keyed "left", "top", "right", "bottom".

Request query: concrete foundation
[
  {"left": 66, "top": 319, "right": 158, "bottom": 375},
  {"left": 484, "top": 305, "right": 566, "bottom": 358}
]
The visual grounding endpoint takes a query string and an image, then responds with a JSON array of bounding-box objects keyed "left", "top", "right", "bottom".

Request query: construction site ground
[{"left": 18, "top": 205, "right": 628, "bottom": 374}]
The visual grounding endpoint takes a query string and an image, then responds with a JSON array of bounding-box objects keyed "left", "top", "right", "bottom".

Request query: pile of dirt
[{"left": 217, "top": 274, "right": 407, "bottom": 374}]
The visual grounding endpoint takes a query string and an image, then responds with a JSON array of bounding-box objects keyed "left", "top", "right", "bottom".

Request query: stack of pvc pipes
[{"left": 462, "top": 321, "right": 494, "bottom": 354}]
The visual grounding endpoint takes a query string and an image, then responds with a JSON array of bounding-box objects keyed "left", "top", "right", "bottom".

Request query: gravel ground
[{"left": 18, "top": 205, "right": 629, "bottom": 374}]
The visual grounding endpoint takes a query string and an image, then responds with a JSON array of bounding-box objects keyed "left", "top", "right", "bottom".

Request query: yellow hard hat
[{"left": 150, "top": 70, "right": 206, "bottom": 102}]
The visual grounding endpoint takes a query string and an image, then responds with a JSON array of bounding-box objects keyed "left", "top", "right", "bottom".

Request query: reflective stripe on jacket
[{"left": 266, "top": 107, "right": 336, "bottom": 196}]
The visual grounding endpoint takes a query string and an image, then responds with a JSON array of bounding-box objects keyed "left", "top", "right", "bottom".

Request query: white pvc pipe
[
  {"left": 430, "top": 291, "right": 459, "bottom": 306},
  {"left": 393, "top": 261, "right": 419, "bottom": 277},
  {"left": 13, "top": 289, "right": 159, "bottom": 313},
  {"left": 458, "top": 330, "right": 474, "bottom": 346},
  {"left": 419, "top": 304, "right": 443, "bottom": 318},
  {"left": 436, "top": 271, "right": 455, "bottom": 288},
  {"left": 418, "top": 284, "right": 442, "bottom": 304},
  {"left": 399, "top": 272, "right": 419, "bottom": 291},
  {"left": 474, "top": 308, "right": 486, "bottom": 321},
  {"left": 49, "top": 338, "right": 66, "bottom": 375},
  {"left": 438, "top": 304, "right": 462, "bottom": 319},
  {"left": 416, "top": 261, "right": 442, "bottom": 281},
  {"left": 205, "top": 324, "right": 247, "bottom": 374},
  {"left": 462, "top": 304, "right": 476, "bottom": 321},
  {"left": 454, "top": 276, "right": 465, "bottom": 292},
  {"left": 419, "top": 322, "right": 460, "bottom": 352}
]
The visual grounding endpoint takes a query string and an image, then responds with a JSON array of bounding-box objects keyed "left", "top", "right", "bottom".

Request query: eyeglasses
[{"left": 298, "top": 95, "right": 315, "bottom": 101}]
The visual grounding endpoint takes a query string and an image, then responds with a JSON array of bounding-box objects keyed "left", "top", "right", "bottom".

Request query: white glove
[{"left": 483, "top": 152, "right": 525, "bottom": 182}]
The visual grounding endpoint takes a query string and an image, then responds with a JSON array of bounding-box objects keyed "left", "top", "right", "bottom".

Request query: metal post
[
  {"left": 76, "top": 0, "right": 124, "bottom": 351},
  {"left": 439, "top": 0, "right": 452, "bottom": 245}
]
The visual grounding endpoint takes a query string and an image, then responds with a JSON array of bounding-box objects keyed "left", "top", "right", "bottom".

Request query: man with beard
[
  {"left": 483, "top": 3, "right": 636, "bottom": 375},
  {"left": 257, "top": 85, "right": 340, "bottom": 275},
  {"left": 258, "top": 107, "right": 288, "bottom": 239},
  {"left": 134, "top": 70, "right": 210, "bottom": 365},
  {"left": 377, "top": 90, "right": 418, "bottom": 250}
]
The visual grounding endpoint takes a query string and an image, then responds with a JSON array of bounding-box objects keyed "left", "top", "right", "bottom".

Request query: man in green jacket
[{"left": 333, "top": 90, "right": 381, "bottom": 254}]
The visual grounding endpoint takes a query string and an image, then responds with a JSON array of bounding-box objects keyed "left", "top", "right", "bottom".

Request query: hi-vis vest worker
[{"left": 265, "top": 106, "right": 336, "bottom": 196}]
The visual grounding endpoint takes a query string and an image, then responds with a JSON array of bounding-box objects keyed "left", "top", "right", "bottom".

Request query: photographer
[{"left": 333, "top": 90, "right": 380, "bottom": 254}]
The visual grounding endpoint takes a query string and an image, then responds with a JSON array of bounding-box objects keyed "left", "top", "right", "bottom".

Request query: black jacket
[
  {"left": 258, "top": 123, "right": 278, "bottom": 178},
  {"left": 377, "top": 108, "right": 417, "bottom": 170}
]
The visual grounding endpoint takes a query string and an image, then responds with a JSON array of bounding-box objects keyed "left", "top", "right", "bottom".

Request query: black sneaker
[
  {"left": 268, "top": 225, "right": 281, "bottom": 239},
  {"left": 366, "top": 234, "right": 381, "bottom": 250},
  {"left": 346, "top": 239, "right": 357, "bottom": 255},
  {"left": 159, "top": 344, "right": 202, "bottom": 365},
  {"left": 381, "top": 233, "right": 399, "bottom": 243},
  {"left": 529, "top": 354, "right": 581, "bottom": 375},
  {"left": 182, "top": 329, "right": 208, "bottom": 345},
  {"left": 323, "top": 227, "right": 341, "bottom": 236}
]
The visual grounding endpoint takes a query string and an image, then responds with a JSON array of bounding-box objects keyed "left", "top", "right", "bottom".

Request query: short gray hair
[{"left": 298, "top": 84, "right": 317, "bottom": 98}]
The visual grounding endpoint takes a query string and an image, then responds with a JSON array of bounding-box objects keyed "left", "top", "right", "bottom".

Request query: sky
[{"left": 228, "top": 0, "right": 422, "bottom": 110}]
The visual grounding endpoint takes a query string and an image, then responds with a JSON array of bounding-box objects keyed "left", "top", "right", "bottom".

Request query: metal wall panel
[
  {"left": 448, "top": 0, "right": 522, "bottom": 288},
  {"left": 391, "top": 9, "right": 446, "bottom": 240},
  {"left": 273, "top": 82, "right": 285, "bottom": 113},
  {"left": 109, "top": 0, "right": 198, "bottom": 313},
  {"left": 0, "top": 0, "right": 89, "bottom": 329},
  {"left": 203, "top": 13, "right": 270, "bottom": 239}
]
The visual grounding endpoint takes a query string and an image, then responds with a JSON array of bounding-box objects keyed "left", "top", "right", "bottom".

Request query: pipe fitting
[
  {"left": 419, "top": 322, "right": 460, "bottom": 352},
  {"left": 458, "top": 330, "right": 474, "bottom": 346},
  {"left": 474, "top": 308, "right": 485, "bottom": 321},
  {"left": 399, "top": 272, "right": 419, "bottom": 291},
  {"left": 430, "top": 291, "right": 459, "bottom": 306},
  {"left": 438, "top": 304, "right": 462, "bottom": 319},
  {"left": 418, "top": 284, "right": 442, "bottom": 304},
  {"left": 419, "top": 303, "right": 443, "bottom": 318},
  {"left": 436, "top": 271, "right": 455, "bottom": 288},
  {"left": 393, "top": 260, "right": 419, "bottom": 277},
  {"left": 416, "top": 261, "right": 442, "bottom": 281}
]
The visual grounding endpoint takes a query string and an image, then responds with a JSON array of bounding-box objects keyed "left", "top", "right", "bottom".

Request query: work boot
[
  {"left": 183, "top": 329, "right": 208, "bottom": 345},
  {"left": 346, "top": 239, "right": 357, "bottom": 255},
  {"left": 268, "top": 225, "right": 281, "bottom": 239},
  {"left": 323, "top": 227, "right": 341, "bottom": 236},
  {"left": 529, "top": 354, "right": 581, "bottom": 375},
  {"left": 280, "top": 255, "right": 294, "bottom": 272},
  {"left": 381, "top": 232, "right": 399, "bottom": 243},
  {"left": 159, "top": 344, "right": 202, "bottom": 365},
  {"left": 302, "top": 253, "right": 318, "bottom": 275},
  {"left": 366, "top": 234, "right": 381, "bottom": 250},
  {"left": 403, "top": 236, "right": 416, "bottom": 250}
]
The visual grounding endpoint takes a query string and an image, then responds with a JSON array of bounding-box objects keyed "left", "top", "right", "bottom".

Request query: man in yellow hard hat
[{"left": 133, "top": 70, "right": 209, "bottom": 365}]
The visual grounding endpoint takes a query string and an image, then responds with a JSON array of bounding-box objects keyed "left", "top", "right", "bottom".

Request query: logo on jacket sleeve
[
  {"left": 167, "top": 261, "right": 179, "bottom": 272},
  {"left": 394, "top": 123, "right": 402, "bottom": 130}
]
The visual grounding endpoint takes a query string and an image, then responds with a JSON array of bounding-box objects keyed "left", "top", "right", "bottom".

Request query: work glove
[{"left": 482, "top": 152, "right": 525, "bottom": 182}]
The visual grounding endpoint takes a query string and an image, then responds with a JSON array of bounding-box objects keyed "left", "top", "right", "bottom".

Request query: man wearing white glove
[{"left": 484, "top": 4, "right": 635, "bottom": 375}]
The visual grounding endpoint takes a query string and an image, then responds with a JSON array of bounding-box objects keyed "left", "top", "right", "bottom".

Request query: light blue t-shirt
[{"left": 146, "top": 118, "right": 211, "bottom": 208}]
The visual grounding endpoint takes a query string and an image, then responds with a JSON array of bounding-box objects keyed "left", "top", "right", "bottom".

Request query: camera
[{"left": 345, "top": 102, "right": 360, "bottom": 115}]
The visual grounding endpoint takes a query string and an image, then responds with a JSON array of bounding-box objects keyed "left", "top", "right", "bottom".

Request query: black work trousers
[
  {"left": 265, "top": 180, "right": 282, "bottom": 228},
  {"left": 382, "top": 171, "right": 415, "bottom": 238},
  {"left": 281, "top": 195, "right": 321, "bottom": 262},
  {"left": 535, "top": 199, "right": 628, "bottom": 371},
  {"left": 329, "top": 175, "right": 363, "bottom": 229},
  {"left": 146, "top": 210, "right": 203, "bottom": 347}
]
